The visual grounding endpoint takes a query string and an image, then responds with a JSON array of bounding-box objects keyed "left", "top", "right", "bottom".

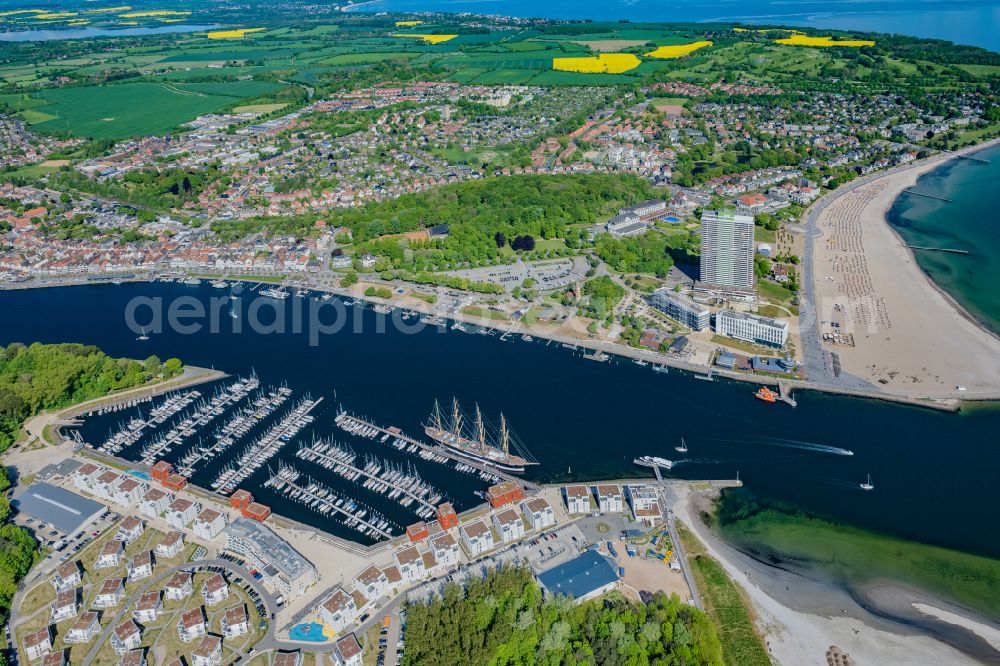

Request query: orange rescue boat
[{"left": 754, "top": 387, "right": 778, "bottom": 403}]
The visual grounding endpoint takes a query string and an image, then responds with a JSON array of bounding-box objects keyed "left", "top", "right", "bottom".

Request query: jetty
[
  {"left": 906, "top": 245, "right": 970, "bottom": 255},
  {"left": 903, "top": 189, "right": 952, "bottom": 202},
  {"left": 957, "top": 153, "right": 990, "bottom": 164}
]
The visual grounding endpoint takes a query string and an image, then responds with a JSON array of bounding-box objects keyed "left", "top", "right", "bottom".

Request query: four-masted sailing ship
[{"left": 424, "top": 399, "right": 538, "bottom": 473}]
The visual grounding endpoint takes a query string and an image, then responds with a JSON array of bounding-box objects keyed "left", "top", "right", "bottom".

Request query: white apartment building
[
  {"left": 715, "top": 309, "right": 789, "bottom": 348},
  {"left": 700, "top": 210, "right": 755, "bottom": 289}
]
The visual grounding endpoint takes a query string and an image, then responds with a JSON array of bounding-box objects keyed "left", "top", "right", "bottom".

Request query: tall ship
[{"left": 424, "top": 399, "right": 538, "bottom": 473}]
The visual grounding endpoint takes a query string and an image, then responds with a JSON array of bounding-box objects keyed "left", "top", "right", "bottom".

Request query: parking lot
[{"left": 444, "top": 256, "right": 589, "bottom": 293}]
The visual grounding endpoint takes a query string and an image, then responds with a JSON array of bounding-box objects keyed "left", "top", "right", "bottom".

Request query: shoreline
[{"left": 805, "top": 137, "right": 1000, "bottom": 399}]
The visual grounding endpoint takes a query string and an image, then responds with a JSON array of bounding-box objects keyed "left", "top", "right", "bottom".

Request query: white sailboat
[
  {"left": 137, "top": 327, "right": 149, "bottom": 341},
  {"left": 859, "top": 474, "right": 874, "bottom": 491},
  {"left": 675, "top": 437, "right": 688, "bottom": 453}
]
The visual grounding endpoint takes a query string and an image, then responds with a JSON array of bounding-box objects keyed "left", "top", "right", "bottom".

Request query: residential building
[
  {"left": 119, "top": 649, "right": 146, "bottom": 666},
  {"left": 116, "top": 516, "right": 145, "bottom": 545},
  {"left": 221, "top": 605, "right": 249, "bottom": 639},
  {"left": 139, "top": 488, "right": 173, "bottom": 518},
  {"left": 460, "top": 519, "right": 495, "bottom": 556},
  {"left": 165, "top": 571, "right": 194, "bottom": 601},
  {"left": 165, "top": 498, "right": 201, "bottom": 529},
  {"left": 95, "top": 539, "right": 124, "bottom": 570},
  {"left": 430, "top": 533, "right": 460, "bottom": 569},
  {"left": 127, "top": 551, "right": 154, "bottom": 582},
  {"left": 596, "top": 485, "right": 625, "bottom": 513},
  {"left": 50, "top": 588, "right": 79, "bottom": 623},
  {"left": 94, "top": 471, "right": 123, "bottom": 499},
  {"left": 700, "top": 210, "right": 755, "bottom": 289},
  {"left": 73, "top": 462, "right": 102, "bottom": 492},
  {"left": 627, "top": 485, "right": 662, "bottom": 525},
  {"left": 66, "top": 612, "right": 101, "bottom": 644},
  {"left": 155, "top": 531, "right": 185, "bottom": 559},
  {"left": 224, "top": 517, "right": 318, "bottom": 598},
  {"left": 394, "top": 546, "right": 425, "bottom": 584},
  {"left": 23, "top": 627, "right": 52, "bottom": 661},
  {"left": 715, "top": 309, "right": 789, "bottom": 348},
  {"left": 93, "top": 578, "right": 125, "bottom": 609},
  {"left": 564, "top": 485, "right": 592, "bottom": 514},
  {"left": 436, "top": 502, "right": 458, "bottom": 530},
  {"left": 42, "top": 653, "right": 66, "bottom": 666},
  {"left": 177, "top": 607, "right": 207, "bottom": 642},
  {"left": 318, "top": 588, "right": 357, "bottom": 633},
  {"left": 352, "top": 565, "right": 389, "bottom": 602},
  {"left": 487, "top": 481, "right": 524, "bottom": 508},
  {"left": 133, "top": 591, "right": 162, "bottom": 624},
  {"left": 51, "top": 560, "right": 82, "bottom": 591},
  {"left": 492, "top": 508, "right": 525, "bottom": 543},
  {"left": 521, "top": 498, "right": 555, "bottom": 530},
  {"left": 191, "top": 635, "right": 223, "bottom": 666},
  {"left": 648, "top": 289, "right": 711, "bottom": 331},
  {"left": 192, "top": 507, "right": 228, "bottom": 540},
  {"left": 273, "top": 653, "right": 303, "bottom": 666},
  {"left": 405, "top": 521, "right": 429, "bottom": 543},
  {"left": 201, "top": 573, "right": 230, "bottom": 606},
  {"left": 114, "top": 478, "right": 147, "bottom": 506},
  {"left": 111, "top": 620, "right": 142, "bottom": 656},
  {"left": 333, "top": 634, "right": 363, "bottom": 666}
]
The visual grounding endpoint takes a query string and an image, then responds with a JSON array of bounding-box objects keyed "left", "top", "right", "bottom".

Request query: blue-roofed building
[
  {"left": 536, "top": 551, "right": 619, "bottom": 603},
  {"left": 13, "top": 482, "right": 107, "bottom": 536}
]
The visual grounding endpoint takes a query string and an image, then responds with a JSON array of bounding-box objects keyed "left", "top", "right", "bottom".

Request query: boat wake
[{"left": 714, "top": 436, "right": 853, "bottom": 457}]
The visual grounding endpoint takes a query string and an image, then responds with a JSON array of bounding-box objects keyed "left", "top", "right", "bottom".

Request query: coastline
[{"left": 806, "top": 137, "right": 1000, "bottom": 400}]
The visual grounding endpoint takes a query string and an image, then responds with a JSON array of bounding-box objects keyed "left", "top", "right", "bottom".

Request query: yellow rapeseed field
[
  {"left": 644, "top": 41, "right": 713, "bottom": 59},
  {"left": 118, "top": 20, "right": 138, "bottom": 25},
  {"left": 119, "top": 10, "right": 191, "bottom": 18},
  {"left": 0, "top": 9, "right": 46, "bottom": 16},
  {"left": 208, "top": 27, "right": 266, "bottom": 39},
  {"left": 552, "top": 53, "right": 641, "bottom": 74},
  {"left": 395, "top": 20, "right": 422, "bottom": 26},
  {"left": 392, "top": 33, "right": 457, "bottom": 44},
  {"left": 33, "top": 12, "right": 78, "bottom": 19},
  {"left": 775, "top": 34, "right": 875, "bottom": 47},
  {"left": 86, "top": 6, "right": 132, "bottom": 13}
]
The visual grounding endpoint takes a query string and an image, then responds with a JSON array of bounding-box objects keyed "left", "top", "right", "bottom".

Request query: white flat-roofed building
[
  {"left": 318, "top": 588, "right": 357, "bottom": 633},
  {"left": 110, "top": 620, "right": 142, "bottom": 655},
  {"left": 114, "top": 478, "right": 147, "bottom": 506},
  {"left": 352, "top": 565, "right": 389, "bottom": 602},
  {"left": 627, "top": 485, "right": 662, "bottom": 525},
  {"left": 192, "top": 507, "right": 228, "bottom": 540},
  {"left": 23, "top": 627, "right": 52, "bottom": 661},
  {"left": 165, "top": 498, "right": 201, "bottom": 529},
  {"left": 430, "top": 533, "right": 460, "bottom": 569},
  {"left": 492, "top": 508, "right": 525, "bottom": 543},
  {"left": 140, "top": 488, "right": 173, "bottom": 518},
  {"left": 95, "top": 539, "right": 123, "bottom": 570},
  {"left": 50, "top": 588, "right": 79, "bottom": 623},
  {"left": 221, "top": 605, "right": 249, "bottom": 639},
  {"left": 521, "top": 498, "right": 555, "bottom": 530},
  {"left": 596, "top": 485, "right": 625, "bottom": 513},
  {"left": 191, "top": 634, "right": 223, "bottom": 666},
  {"left": 127, "top": 551, "right": 154, "bottom": 582},
  {"left": 564, "top": 485, "right": 591, "bottom": 514},
  {"left": 394, "top": 546, "right": 425, "bottom": 584},
  {"left": 116, "top": 516, "right": 145, "bottom": 545},
  {"left": 133, "top": 590, "right": 162, "bottom": 624},
  {"left": 65, "top": 611, "right": 100, "bottom": 644},
  {"left": 155, "top": 531, "right": 185, "bottom": 559},
  {"left": 165, "top": 571, "right": 193, "bottom": 601},
  {"left": 648, "top": 289, "right": 711, "bottom": 331},
  {"left": 460, "top": 519, "right": 495, "bottom": 556},
  {"left": 700, "top": 210, "right": 755, "bottom": 289},
  {"left": 716, "top": 309, "right": 788, "bottom": 348},
  {"left": 93, "top": 578, "right": 125, "bottom": 610},
  {"left": 224, "top": 517, "right": 318, "bottom": 599}
]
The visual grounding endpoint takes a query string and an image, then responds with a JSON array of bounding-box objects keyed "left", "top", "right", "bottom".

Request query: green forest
[
  {"left": 595, "top": 231, "right": 700, "bottom": 277},
  {"left": 402, "top": 565, "right": 723, "bottom": 666},
  {"left": 0, "top": 342, "right": 181, "bottom": 453}
]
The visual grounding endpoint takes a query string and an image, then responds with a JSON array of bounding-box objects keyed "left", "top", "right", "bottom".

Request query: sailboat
[
  {"left": 229, "top": 299, "right": 239, "bottom": 319},
  {"left": 675, "top": 438, "right": 688, "bottom": 453},
  {"left": 859, "top": 474, "right": 874, "bottom": 491},
  {"left": 137, "top": 327, "right": 149, "bottom": 341},
  {"left": 424, "top": 398, "right": 538, "bottom": 473}
]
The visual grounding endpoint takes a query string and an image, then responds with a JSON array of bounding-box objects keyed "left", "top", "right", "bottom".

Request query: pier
[
  {"left": 906, "top": 245, "right": 970, "bottom": 255},
  {"left": 957, "top": 154, "right": 990, "bottom": 164},
  {"left": 334, "top": 411, "right": 540, "bottom": 492},
  {"left": 903, "top": 189, "right": 952, "bottom": 202}
]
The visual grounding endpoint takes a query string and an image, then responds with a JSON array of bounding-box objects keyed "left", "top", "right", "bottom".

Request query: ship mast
[
  {"left": 432, "top": 399, "right": 443, "bottom": 431},
  {"left": 451, "top": 398, "right": 463, "bottom": 438},
  {"left": 475, "top": 403, "right": 486, "bottom": 447},
  {"left": 500, "top": 413, "right": 509, "bottom": 456}
]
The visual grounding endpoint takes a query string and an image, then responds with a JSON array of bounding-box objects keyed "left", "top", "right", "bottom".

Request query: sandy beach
[
  {"left": 811, "top": 139, "right": 1000, "bottom": 398},
  {"left": 674, "top": 486, "right": 988, "bottom": 666}
]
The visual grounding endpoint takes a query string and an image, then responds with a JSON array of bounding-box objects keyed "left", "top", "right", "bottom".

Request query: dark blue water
[
  {"left": 2, "top": 282, "right": 1000, "bottom": 555},
  {"left": 347, "top": 0, "right": 1000, "bottom": 52}
]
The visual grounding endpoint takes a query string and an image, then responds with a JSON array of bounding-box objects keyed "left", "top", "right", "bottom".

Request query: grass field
[
  {"left": 323, "top": 51, "right": 419, "bottom": 65},
  {"left": 720, "top": 509, "right": 1000, "bottom": 620},
  {"left": 677, "top": 523, "right": 770, "bottom": 666}
]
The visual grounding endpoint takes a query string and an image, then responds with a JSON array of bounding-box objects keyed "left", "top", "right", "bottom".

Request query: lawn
[
  {"left": 710, "top": 334, "right": 779, "bottom": 355},
  {"left": 756, "top": 280, "right": 796, "bottom": 305},
  {"left": 677, "top": 523, "right": 770, "bottom": 666},
  {"left": 461, "top": 305, "right": 508, "bottom": 321}
]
